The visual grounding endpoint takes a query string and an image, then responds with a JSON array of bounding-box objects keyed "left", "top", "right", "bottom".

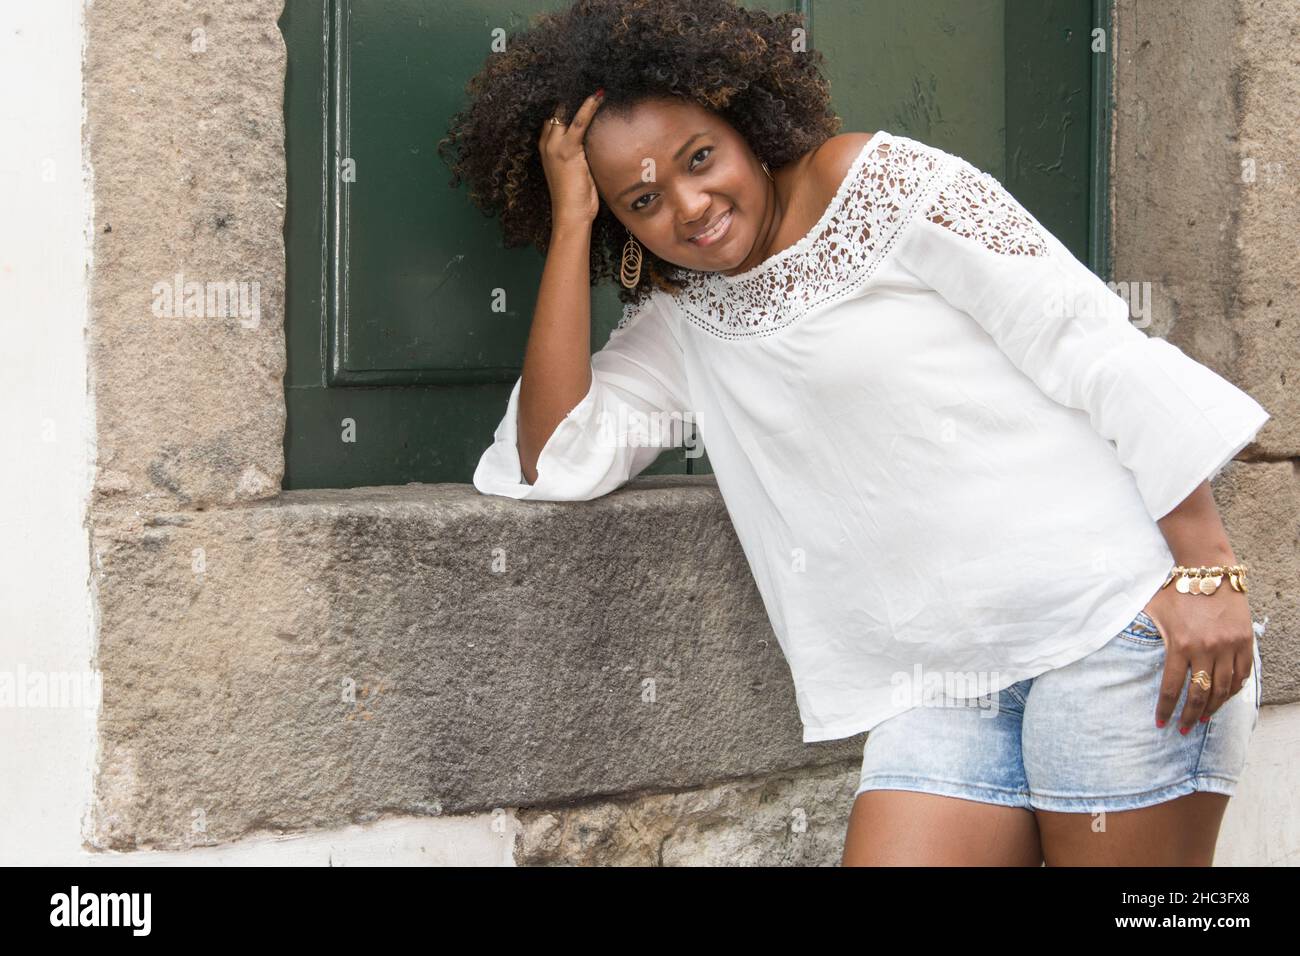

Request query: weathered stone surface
[
  {"left": 84, "top": 0, "right": 288, "bottom": 508},
  {"left": 514, "top": 760, "right": 859, "bottom": 866},
  {"left": 1234, "top": 0, "right": 1300, "bottom": 455},
  {"left": 1112, "top": 0, "right": 1297, "bottom": 455},
  {"left": 1212, "top": 460, "right": 1300, "bottom": 702},
  {"left": 86, "top": 479, "right": 861, "bottom": 850}
]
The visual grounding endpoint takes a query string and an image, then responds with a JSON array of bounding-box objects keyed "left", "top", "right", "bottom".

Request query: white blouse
[{"left": 474, "top": 130, "right": 1272, "bottom": 743}]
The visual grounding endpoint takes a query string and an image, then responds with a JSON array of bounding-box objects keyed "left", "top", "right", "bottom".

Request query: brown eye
[{"left": 630, "top": 147, "right": 713, "bottom": 212}]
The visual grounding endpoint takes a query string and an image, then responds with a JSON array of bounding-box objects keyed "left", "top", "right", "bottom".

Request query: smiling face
[{"left": 585, "top": 96, "right": 778, "bottom": 277}]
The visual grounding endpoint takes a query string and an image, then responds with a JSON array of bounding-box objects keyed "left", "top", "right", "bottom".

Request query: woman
[{"left": 441, "top": 0, "right": 1269, "bottom": 866}]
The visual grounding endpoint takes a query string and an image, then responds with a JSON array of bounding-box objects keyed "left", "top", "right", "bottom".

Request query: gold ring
[
  {"left": 1191, "top": 670, "right": 1212, "bottom": 692},
  {"left": 549, "top": 117, "right": 564, "bottom": 126}
]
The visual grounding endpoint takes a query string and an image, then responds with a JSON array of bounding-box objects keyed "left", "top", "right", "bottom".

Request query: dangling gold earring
[
  {"left": 620, "top": 230, "right": 643, "bottom": 288},
  {"left": 761, "top": 160, "right": 774, "bottom": 181}
]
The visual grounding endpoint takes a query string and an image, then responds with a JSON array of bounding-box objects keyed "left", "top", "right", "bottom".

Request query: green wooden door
[{"left": 282, "top": 0, "right": 1111, "bottom": 490}]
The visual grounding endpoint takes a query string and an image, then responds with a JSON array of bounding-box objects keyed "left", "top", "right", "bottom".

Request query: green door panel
[
  {"left": 282, "top": 0, "right": 1109, "bottom": 490},
  {"left": 330, "top": 0, "right": 572, "bottom": 385}
]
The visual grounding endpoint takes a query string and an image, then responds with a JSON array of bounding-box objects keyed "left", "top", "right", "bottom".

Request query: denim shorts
[{"left": 856, "top": 609, "right": 1263, "bottom": 813}]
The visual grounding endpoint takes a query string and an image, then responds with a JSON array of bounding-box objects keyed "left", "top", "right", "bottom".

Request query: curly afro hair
[{"left": 436, "top": 0, "right": 842, "bottom": 308}]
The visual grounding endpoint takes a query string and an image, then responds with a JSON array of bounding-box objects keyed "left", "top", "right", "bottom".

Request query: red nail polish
[
  {"left": 1200, "top": 715, "right": 1209, "bottom": 723},
  {"left": 595, "top": 88, "right": 605, "bottom": 99},
  {"left": 1156, "top": 719, "right": 1165, "bottom": 727},
  {"left": 1180, "top": 725, "right": 1189, "bottom": 735}
]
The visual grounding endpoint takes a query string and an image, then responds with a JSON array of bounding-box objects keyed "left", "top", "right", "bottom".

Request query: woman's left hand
[{"left": 1142, "top": 586, "right": 1255, "bottom": 734}]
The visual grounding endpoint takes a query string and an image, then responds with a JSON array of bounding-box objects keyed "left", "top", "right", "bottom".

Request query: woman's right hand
[{"left": 538, "top": 91, "right": 605, "bottom": 230}]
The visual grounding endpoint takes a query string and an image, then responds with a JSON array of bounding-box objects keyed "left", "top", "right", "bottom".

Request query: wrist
[
  {"left": 1168, "top": 543, "right": 1236, "bottom": 568},
  {"left": 552, "top": 220, "right": 593, "bottom": 242}
]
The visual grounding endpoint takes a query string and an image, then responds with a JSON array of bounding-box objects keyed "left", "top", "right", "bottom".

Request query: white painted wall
[
  {"left": 0, "top": 0, "right": 100, "bottom": 867},
  {"left": 0, "top": 1, "right": 1290, "bottom": 867}
]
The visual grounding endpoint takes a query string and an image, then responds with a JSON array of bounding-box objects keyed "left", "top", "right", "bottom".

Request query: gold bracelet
[{"left": 1159, "top": 564, "right": 1249, "bottom": 595}]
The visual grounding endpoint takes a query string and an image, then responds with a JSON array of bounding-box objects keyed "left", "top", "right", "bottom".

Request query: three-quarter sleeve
[
  {"left": 472, "top": 288, "right": 695, "bottom": 501},
  {"left": 891, "top": 154, "right": 1270, "bottom": 521}
]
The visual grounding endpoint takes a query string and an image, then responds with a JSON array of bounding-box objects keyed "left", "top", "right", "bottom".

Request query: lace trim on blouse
[
  {"left": 661, "top": 131, "right": 1050, "bottom": 341},
  {"left": 925, "top": 161, "right": 1050, "bottom": 257}
]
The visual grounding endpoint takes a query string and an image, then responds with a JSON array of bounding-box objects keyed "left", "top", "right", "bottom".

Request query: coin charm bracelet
[
  {"left": 1159, "top": 563, "right": 1249, "bottom": 596},
  {"left": 1155, "top": 564, "right": 1251, "bottom": 697}
]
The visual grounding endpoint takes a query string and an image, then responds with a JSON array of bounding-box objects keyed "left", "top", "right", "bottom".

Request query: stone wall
[{"left": 1112, "top": 0, "right": 1299, "bottom": 688}]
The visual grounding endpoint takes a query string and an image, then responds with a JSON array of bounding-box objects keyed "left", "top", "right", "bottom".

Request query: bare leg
[
  {"left": 1036, "top": 792, "right": 1229, "bottom": 866},
  {"left": 842, "top": 789, "right": 1043, "bottom": 866}
]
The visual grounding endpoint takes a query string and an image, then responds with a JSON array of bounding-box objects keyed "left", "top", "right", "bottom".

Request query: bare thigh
[
  {"left": 842, "top": 789, "right": 1043, "bottom": 866},
  {"left": 1035, "top": 791, "right": 1229, "bottom": 866}
]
